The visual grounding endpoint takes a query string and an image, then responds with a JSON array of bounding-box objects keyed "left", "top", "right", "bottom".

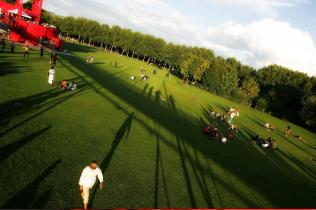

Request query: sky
[{"left": 43, "top": 0, "right": 316, "bottom": 76}]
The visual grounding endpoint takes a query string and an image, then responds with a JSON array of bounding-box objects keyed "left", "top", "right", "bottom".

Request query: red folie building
[{"left": 0, "top": 0, "right": 63, "bottom": 49}]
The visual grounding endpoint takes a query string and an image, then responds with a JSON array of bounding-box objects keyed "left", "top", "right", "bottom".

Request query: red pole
[
  {"left": 16, "top": 0, "right": 22, "bottom": 21},
  {"left": 32, "top": 0, "right": 43, "bottom": 24}
]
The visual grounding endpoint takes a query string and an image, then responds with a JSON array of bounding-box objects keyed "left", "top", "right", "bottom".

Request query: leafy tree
[
  {"left": 239, "top": 78, "right": 260, "bottom": 104},
  {"left": 301, "top": 96, "right": 316, "bottom": 128}
]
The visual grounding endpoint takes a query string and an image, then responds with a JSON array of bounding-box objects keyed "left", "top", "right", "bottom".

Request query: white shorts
[
  {"left": 82, "top": 187, "right": 90, "bottom": 204},
  {"left": 48, "top": 75, "right": 54, "bottom": 84}
]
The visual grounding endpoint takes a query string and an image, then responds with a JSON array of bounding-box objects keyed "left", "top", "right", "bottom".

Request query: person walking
[
  {"left": 48, "top": 66, "right": 55, "bottom": 86},
  {"left": 1, "top": 39, "right": 6, "bottom": 51},
  {"left": 40, "top": 45, "right": 44, "bottom": 59},
  {"left": 23, "top": 45, "right": 30, "bottom": 58},
  {"left": 79, "top": 160, "right": 104, "bottom": 209},
  {"left": 10, "top": 42, "right": 15, "bottom": 53}
]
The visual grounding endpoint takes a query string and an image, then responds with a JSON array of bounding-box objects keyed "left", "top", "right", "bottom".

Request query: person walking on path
[{"left": 79, "top": 160, "right": 104, "bottom": 209}]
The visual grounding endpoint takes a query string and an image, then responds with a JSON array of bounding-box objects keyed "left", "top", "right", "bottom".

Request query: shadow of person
[
  {"left": 1, "top": 159, "right": 61, "bottom": 208},
  {"left": 0, "top": 126, "right": 52, "bottom": 164},
  {"left": 88, "top": 112, "right": 134, "bottom": 208}
]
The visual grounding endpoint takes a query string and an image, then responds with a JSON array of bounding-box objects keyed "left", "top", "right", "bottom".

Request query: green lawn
[{"left": 0, "top": 42, "right": 315, "bottom": 208}]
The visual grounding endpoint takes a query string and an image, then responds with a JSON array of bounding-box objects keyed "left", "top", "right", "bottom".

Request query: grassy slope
[{"left": 0, "top": 42, "right": 315, "bottom": 208}]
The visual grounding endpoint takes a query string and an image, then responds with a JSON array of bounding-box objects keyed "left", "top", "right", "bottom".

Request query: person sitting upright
[
  {"left": 210, "top": 127, "right": 219, "bottom": 140},
  {"left": 267, "top": 137, "right": 277, "bottom": 149},
  {"left": 285, "top": 126, "right": 292, "bottom": 137},
  {"left": 60, "top": 80, "right": 68, "bottom": 90}
]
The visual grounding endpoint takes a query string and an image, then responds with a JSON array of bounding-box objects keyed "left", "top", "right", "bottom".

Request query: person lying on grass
[
  {"left": 267, "top": 137, "right": 277, "bottom": 149},
  {"left": 294, "top": 135, "right": 306, "bottom": 142},
  {"left": 67, "top": 81, "right": 78, "bottom": 91},
  {"left": 264, "top": 122, "right": 276, "bottom": 132},
  {"left": 252, "top": 135, "right": 276, "bottom": 149}
]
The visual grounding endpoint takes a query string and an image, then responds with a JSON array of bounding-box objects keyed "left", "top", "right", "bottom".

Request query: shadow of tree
[
  {"left": 0, "top": 61, "right": 29, "bottom": 77},
  {"left": 0, "top": 81, "right": 97, "bottom": 138},
  {"left": 89, "top": 112, "right": 134, "bottom": 208},
  {"left": 0, "top": 126, "right": 52, "bottom": 164},
  {"left": 1, "top": 159, "right": 61, "bottom": 208}
]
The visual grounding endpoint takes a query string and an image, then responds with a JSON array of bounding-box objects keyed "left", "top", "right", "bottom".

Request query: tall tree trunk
[
  {"left": 143, "top": 56, "right": 146, "bottom": 62},
  {"left": 132, "top": 51, "right": 135, "bottom": 58}
]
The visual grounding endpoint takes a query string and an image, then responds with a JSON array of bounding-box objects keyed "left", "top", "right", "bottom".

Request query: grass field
[{"left": 0, "top": 42, "right": 315, "bottom": 208}]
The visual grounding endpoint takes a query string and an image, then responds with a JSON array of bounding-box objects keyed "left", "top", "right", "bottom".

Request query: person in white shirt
[
  {"left": 79, "top": 160, "right": 104, "bottom": 209},
  {"left": 48, "top": 66, "right": 55, "bottom": 86}
]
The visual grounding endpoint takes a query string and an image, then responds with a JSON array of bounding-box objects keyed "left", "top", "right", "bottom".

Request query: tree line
[{"left": 41, "top": 11, "right": 316, "bottom": 130}]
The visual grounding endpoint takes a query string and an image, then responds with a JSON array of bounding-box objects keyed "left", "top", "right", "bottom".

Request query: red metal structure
[{"left": 0, "top": 0, "right": 63, "bottom": 49}]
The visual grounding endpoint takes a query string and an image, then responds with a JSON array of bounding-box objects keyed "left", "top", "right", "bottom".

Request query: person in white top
[
  {"left": 48, "top": 66, "right": 55, "bottom": 86},
  {"left": 79, "top": 160, "right": 104, "bottom": 209}
]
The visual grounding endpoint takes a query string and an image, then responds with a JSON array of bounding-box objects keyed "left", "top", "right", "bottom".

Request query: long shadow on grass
[
  {"left": 0, "top": 82, "right": 97, "bottom": 138},
  {"left": 60, "top": 45, "right": 316, "bottom": 207},
  {"left": 0, "top": 61, "right": 28, "bottom": 77},
  {"left": 89, "top": 112, "right": 134, "bottom": 208},
  {"left": 154, "top": 123, "right": 170, "bottom": 208},
  {"left": 59, "top": 55, "right": 265, "bottom": 207},
  {"left": 1, "top": 159, "right": 61, "bottom": 208},
  {"left": 0, "top": 126, "right": 51, "bottom": 164}
]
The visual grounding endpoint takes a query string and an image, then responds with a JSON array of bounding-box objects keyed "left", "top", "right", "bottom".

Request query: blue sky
[{"left": 43, "top": 0, "right": 316, "bottom": 75}]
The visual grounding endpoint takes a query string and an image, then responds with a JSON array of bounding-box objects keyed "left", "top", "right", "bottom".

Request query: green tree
[
  {"left": 239, "top": 78, "right": 260, "bottom": 104},
  {"left": 301, "top": 96, "right": 316, "bottom": 128}
]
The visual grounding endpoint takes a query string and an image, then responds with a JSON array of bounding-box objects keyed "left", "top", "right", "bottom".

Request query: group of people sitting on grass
[
  {"left": 252, "top": 135, "right": 277, "bottom": 149},
  {"left": 209, "top": 107, "right": 240, "bottom": 125},
  {"left": 203, "top": 124, "right": 237, "bottom": 144},
  {"left": 60, "top": 80, "right": 78, "bottom": 91},
  {"left": 130, "top": 68, "right": 150, "bottom": 81},
  {"left": 203, "top": 108, "right": 241, "bottom": 144}
]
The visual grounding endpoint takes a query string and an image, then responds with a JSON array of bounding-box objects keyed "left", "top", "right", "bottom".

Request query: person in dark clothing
[
  {"left": 1, "top": 39, "right": 5, "bottom": 51},
  {"left": 10, "top": 42, "right": 15, "bottom": 53},
  {"left": 40, "top": 45, "right": 44, "bottom": 59}
]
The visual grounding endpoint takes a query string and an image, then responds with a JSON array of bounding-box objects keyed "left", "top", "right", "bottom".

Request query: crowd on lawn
[
  {"left": 130, "top": 67, "right": 152, "bottom": 81},
  {"left": 1, "top": 39, "right": 80, "bottom": 92},
  {"left": 203, "top": 107, "right": 279, "bottom": 149},
  {"left": 203, "top": 108, "right": 240, "bottom": 144},
  {"left": 203, "top": 106, "right": 307, "bottom": 149}
]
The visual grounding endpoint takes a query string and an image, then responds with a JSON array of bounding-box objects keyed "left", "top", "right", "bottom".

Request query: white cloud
[
  {"left": 209, "top": 0, "right": 310, "bottom": 17},
  {"left": 203, "top": 19, "right": 316, "bottom": 76},
  {"left": 43, "top": 0, "right": 316, "bottom": 76}
]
